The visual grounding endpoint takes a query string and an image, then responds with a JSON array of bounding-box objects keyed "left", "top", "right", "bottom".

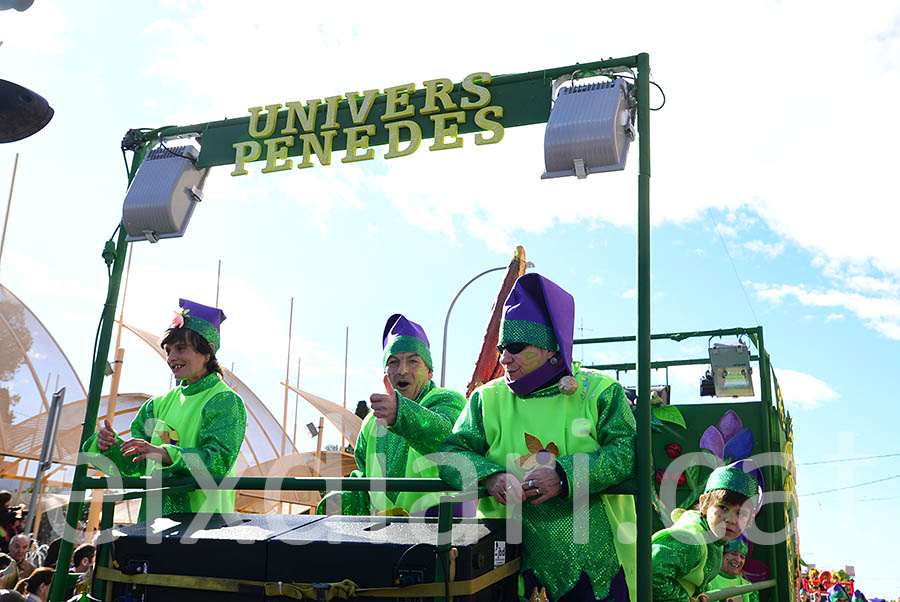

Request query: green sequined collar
[
  {"left": 413, "top": 380, "right": 435, "bottom": 402},
  {"left": 180, "top": 372, "right": 221, "bottom": 395}
]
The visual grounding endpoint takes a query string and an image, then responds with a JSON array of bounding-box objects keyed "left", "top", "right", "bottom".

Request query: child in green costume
[
  {"left": 83, "top": 299, "right": 246, "bottom": 520},
  {"left": 651, "top": 465, "right": 758, "bottom": 602}
]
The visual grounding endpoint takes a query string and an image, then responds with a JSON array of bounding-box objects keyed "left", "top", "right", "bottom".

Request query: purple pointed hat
[
  {"left": 382, "top": 313, "right": 432, "bottom": 370},
  {"left": 172, "top": 298, "right": 226, "bottom": 351},
  {"left": 499, "top": 273, "right": 574, "bottom": 395}
]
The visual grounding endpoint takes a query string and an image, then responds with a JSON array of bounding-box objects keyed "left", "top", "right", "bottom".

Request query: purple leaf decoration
[
  {"left": 723, "top": 427, "right": 754, "bottom": 462},
  {"left": 699, "top": 425, "right": 725, "bottom": 459},
  {"left": 716, "top": 409, "right": 743, "bottom": 442},
  {"left": 731, "top": 458, "right": 765, "bottom": 514}
]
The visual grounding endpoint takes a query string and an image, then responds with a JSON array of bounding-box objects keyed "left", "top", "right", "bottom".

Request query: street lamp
[{"left": 440, "top": 262, "right": 534, "bottom": 387}]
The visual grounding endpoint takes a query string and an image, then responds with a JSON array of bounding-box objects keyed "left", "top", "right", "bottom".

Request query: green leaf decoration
[
  {"left": 685, "top": 464, "right": 699, "bottom": 490},
  {"left": 652, "top": 405, "right": 686, "bottom": 430}
]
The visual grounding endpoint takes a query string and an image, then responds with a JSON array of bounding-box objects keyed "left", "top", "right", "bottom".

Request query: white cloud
[
  {"left": 744, "top": 240, "right": 785, "bottom": 259},
  {"left": 130, "top": 2, "right": 900, "bottom": 289},
  {"left": 588, "top": 275, "right": 604, "bottom": 285},
  {"left": 365, "top": 224, "right": 382, "bottom": 239},
  {"left": 825, "top": 313, "right": 845, "bottom": 322},
  {"left": 772, "top": 369, "right": 839, "bottom": 410},
  {"left": 712, "top": 223, "right": 738, "bottom": 239},
  {"left": 753, "top": 282, "right": 900, "bottom": 340}
]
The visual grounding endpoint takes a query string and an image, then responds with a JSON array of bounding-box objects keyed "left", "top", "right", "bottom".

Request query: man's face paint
[
  {"left": 499, "top": 344, "right": 556, "bottom": 381},
  {"left": 385, "top": 352, "right": 433, "bottom": 400}
]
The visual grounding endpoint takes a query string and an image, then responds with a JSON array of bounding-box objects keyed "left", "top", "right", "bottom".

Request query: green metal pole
[
  {"left": 48, "top": 144, "right": 148, "bottom": 602},
  {"left": 756, "top": 327, "right": 783, "bottom": 602},
  {"left": 636, "top": 52, "right": 652, "bottom": 602}
]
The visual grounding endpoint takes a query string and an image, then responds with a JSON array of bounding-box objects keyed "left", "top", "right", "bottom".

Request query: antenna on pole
[
  {"left": 282, "top": 297, "right": 293, "bottom": 456},
  {"left": 292, "top": 357, "right": 300, "bottom": 447},
  {"left": 342, "top": 326, "right": 349, "bottom": 451},
  {"left": 0, "top": 153, "right": 19, "bottom": 276},
  {"left": 215, "top": 259, "right": 221, "bottom": 307},
  {"left": 577, "top": 318, "right": 594, "bottom": 363}
]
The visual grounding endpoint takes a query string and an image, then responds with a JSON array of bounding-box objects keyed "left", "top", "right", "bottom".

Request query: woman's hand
[
  {"left": 484, "top": 472, "right": 525, "bottom": 505},
  {"left": 522, "top": 466, "right": 563, "bottom": 505},
  {"left": 120, "top": 439, "right": 172, "bottom": 465},
  {"left": 96, "top": 419, "right": 118, "bottom": 451}
]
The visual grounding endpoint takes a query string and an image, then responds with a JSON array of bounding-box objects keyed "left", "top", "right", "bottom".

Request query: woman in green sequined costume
[
  {"left": 651, "top": 465, "right": 758, "bottom": 602},
  {"left": 318, "top": 314, "right": 467, "bottom": 516},
  {"left": 83, "top": 299, "right": 246, "bottom": 520},
  {"left": 440, "top": 274, "right": 637, "bottom": 602},
  {"left": 707, "top": 538, "right": 759, "bottom": 602}
]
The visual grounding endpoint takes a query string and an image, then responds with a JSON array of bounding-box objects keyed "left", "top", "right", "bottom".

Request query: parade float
[{"left": 38, "top": 53, "right": 802, "bottom": 602}]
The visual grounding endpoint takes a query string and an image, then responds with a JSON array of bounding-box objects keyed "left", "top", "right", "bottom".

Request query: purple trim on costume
[
  {"left": 382, "top": 313, "right": 430, "bottom": 349},
  {"left": 502, "top": 273, "right": 576, "bottom": 377},
  {"left": 505, "top": 359, "right": 568, "bottom": 396},
  {"left": 522, "top": 567, "right": 630, "bottom": 602}
]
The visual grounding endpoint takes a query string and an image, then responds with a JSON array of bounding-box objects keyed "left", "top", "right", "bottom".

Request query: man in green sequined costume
[
  {"left": 707, "top": 538, "right": 759, "bottom": 602},
  {"left": 651, "top": 465, "right": 758, "bottom": 602},
  {"left": 440, "top": 273, "right": 637, "bottom": 602},
  {"left": 82, "top": 299, "right": 246, "bottom": 520},
  {"left": 318, "top": 314, "right": 467, "bottom": 516}
]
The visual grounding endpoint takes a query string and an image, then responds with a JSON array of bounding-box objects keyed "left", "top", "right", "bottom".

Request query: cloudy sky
[{"left": 2, "top": 1, "right": 899, "bottom": 597}]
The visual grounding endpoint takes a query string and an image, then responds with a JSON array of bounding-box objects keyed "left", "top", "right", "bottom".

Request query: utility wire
[
  {"left": 856, "top": 495, "right": 900, "bottom": 502},
  {"left": 797, "top": 452, "right": 900, "bottom": 466},
  {"left": 798, "top": 472, "right": 900, "bottom": 496},
  {"left": 706, "top": 208, "right": 761, "bottom": 326}
]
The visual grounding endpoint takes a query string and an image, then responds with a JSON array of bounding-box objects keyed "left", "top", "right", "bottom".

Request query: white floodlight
[
  {"left": 542, "top": 78, "right": 634, "bottom": 180},
  {"left": 709, "top": 342, "right": 754, "bottom": 397},
  {"left": 122, "top": 144, "right": 209, "bottom": 243}
]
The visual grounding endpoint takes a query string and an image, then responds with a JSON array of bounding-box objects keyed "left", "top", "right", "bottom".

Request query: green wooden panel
[{"left": 649, "top": 401, "right": 783, "bottom": 602}]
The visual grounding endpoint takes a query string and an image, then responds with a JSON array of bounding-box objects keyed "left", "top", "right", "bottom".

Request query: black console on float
[{"left": 109, "top": 513, "right": 519, "bottom": 602}]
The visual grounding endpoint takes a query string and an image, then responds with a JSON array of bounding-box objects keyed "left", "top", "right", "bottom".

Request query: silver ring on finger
[
  {"left": 536, "top": 487, "right": 541, "bottom": 495},
  {"left": 528, "top": 480, "right": 534, "bottom": 488}
]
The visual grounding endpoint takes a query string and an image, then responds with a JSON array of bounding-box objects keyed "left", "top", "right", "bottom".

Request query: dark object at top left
[{"left": 0, "top": 79, "right": 54, "bottom": 143}]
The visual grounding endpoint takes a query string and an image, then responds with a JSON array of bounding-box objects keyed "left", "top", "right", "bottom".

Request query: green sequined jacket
[
  {"left": 318, "top": 380, "right": 466, "bottom": 515},
  {"left": 82, "top": 372, "right": 247, "bottom": 521},
  {"left": 438, "top": 366, "right": 636, "bottom": 601},
  {"left": 651, "top": 510, "right": 727, "bottom": 602},
  {"left": 708, "top": 571, "right": 760, "bottom": 602}
]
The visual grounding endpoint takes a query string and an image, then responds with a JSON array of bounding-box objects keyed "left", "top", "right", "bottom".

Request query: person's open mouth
[
  {"left": 395, "top": 379, "right": 411, "bottom": 389},
  {"left": 169, "top": 363, "right": 185, "bottom": 373}
]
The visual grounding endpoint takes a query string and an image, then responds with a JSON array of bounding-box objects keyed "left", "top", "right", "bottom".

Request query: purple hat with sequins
[
  {"left": 382, "top": 313, "right": 432, "bottom": 371},
  {"left": 172, "top": 298, "right": 226, "bottom": 351},
  {"left": 499, "top": 273, "right": 575, "bottom": 394}
]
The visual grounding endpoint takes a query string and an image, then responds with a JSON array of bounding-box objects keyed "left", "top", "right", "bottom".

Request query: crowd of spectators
[{"left": 0, "top": 491, "right": 95, "bottom": 601}]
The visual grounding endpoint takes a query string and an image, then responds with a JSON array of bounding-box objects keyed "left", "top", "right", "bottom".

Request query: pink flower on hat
[{"left": 171, "top": 309, "right": 188, "bottom": 328}]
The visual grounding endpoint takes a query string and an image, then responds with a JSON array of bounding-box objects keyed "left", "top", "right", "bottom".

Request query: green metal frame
[
  {"left": 49, "top": 53, "right": 654, "bottom": 602},
  {"left": 575, "top": 325, "right": 793, "bottom": 602}
]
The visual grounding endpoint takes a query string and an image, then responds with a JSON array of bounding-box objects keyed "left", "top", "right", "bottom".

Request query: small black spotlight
[
  {"left": 700, "top": 370, "right": 716, "bottom": 397},
  {"left": 354, "top": 400, "right": 369, "bottom": 419}
]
